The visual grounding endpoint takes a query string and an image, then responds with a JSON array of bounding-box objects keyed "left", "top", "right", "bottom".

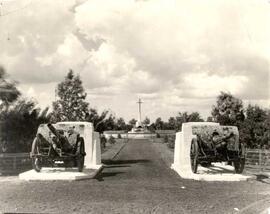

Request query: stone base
[
  {"left": 127, "top": 132, "right": 156, "bottom": 139},
  {"left": 19, "top": 165, "right": 103, "bottom": 181},
  {"left": 172, "top": 163, "right": 255, "bottom": 181}
]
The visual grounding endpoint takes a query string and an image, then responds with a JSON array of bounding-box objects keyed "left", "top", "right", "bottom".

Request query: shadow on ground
[
  {"left": 102, "top": 159, "right": 150, "bottom": 165},
  {"left": 95, "top": 171, "right": 125, "bottom": 181},
  {"left": 95, "top": 159, "right": 151, "bottom": 181},
  {"left": 256, "top": 174, "right": 270, "bottom": 184}
]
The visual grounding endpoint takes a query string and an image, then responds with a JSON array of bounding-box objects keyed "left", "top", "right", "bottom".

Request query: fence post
[
  {"left": 13, "top": 156, "right": 16, "bottom": 170},
  {"left": 259, "top": 149, "right": 262, "bottom": 172}
]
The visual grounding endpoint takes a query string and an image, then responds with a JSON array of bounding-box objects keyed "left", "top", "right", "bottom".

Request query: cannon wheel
[
  {"left": 190, "top": 139, "right": 199, "bottom": 173},
  {"left": 76, "top": 138, "right": 85, "bottom": 172},
  {"left": 234, "top": 143, "right": 245, "bottom": 174},
  {"left": 31, "top": 137, "right": 42, "bottom": 172}
]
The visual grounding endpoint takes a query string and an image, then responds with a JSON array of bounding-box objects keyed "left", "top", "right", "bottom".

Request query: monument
[
  {"left": 127, "top": 98, "right": 156, "bottom": 139},
  {"left": 171, "top": 122, "right": 253, "bottom": 181},
  {"left": 19, "top": 122, "right": 102, "bottom": 181}
]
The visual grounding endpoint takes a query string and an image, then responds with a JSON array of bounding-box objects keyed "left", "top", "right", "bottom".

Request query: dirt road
[{"left": 1, "top": 139, "right": 270, "bottom": 213}]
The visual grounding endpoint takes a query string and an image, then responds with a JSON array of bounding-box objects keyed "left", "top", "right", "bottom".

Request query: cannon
[
  {"left": 30, "top": 123, "right": 86, "bottom": 172},
  {"left": 190, "top": 125, "right": 245, "bottom": 174}
]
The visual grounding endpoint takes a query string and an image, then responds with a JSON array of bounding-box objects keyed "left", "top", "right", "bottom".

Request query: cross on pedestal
[{"left": 137, "top": 98, "right": 143, "bottom": 122}]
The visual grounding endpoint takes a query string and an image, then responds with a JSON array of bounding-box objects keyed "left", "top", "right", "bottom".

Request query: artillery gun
[
  {"left": 190, "top": 125, "right": 245, "bottom": 174},
  {"left": 30, "top": 123, "right": 86, "bottom": 172}
]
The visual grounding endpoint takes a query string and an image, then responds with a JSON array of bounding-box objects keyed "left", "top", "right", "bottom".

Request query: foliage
[
  {"left": 51, "top": 70, "right": 89, "bottom": 122},
  {"left": 118, "top": 133, "right": 122, "bottom": 139},
  {"left": 211, "top": 91, "right": 244, "bottom": 125},
  {"left": 86, "top": 108, "right": 117, "bottom": 132},
  {"left": 207, "top": 116, "right": 213, "bottom": 122},
  {"left": 167, "top": 135, "right": 176, "bottom": 149},
  {"left": 154, "top": 117, "right": 164, "bottom": 130},
  {"left": 211, "top": 92, "right": 269, "bottom": 149},
  {"left": 143, "top": 117, "right": 150, "bottom": 126},
  {"left": 115, "top": 117, "right": 127, "bottom": 130},
  {"left": 0, "top": 99, "right": 51, "bottom": 153},
  {"left": 129, "top": 118, "right": 136, "bottom": 126},
  {"left": 108, "top": 136, "right": 116, "bottom": 144},
  {"left": 238, "top": 105, "right": 270, "bottom": 149},
  {"left": 164, "top": 135, "right": 169, "bottom": 143},
  {"left": 100, "top": 134, "right": 107, "bottom": 149},
  {"left": 0, "top": 67, "right": 21, "bottom": 109},
  {"left": 151, "top": 112, "right": 203, "bottom": 131},
  {"left": 167, "top": 117, "right": 177, "bottom": 129}
]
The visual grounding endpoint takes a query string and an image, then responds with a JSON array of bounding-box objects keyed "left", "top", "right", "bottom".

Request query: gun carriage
[
  {"left": 190, "top": 125, "right": 245, "bottom": 174},
  {"left": 30, "top": 123, "right": 86, "bottom": 172}
]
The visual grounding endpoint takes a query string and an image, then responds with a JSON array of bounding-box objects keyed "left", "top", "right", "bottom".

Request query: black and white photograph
[{"left": 0, "top": 0, "right": 269, "bottom": 213}]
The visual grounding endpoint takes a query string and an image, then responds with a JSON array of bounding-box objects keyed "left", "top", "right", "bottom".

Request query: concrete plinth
[
  {"left": 19, "top": 166, "right": 102, "bottom": 181},
  {"left": 171, "top": 122, "right": 254, "bottom": 182},
  {"left": 172, "top": 163, "right": 255, "bottom": 181},
  {"left": 19, "top": 122, "right": 103, "bottom": 181}
]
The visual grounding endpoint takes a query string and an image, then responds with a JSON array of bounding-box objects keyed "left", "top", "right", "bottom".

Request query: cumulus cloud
[
  {"left": 75, "top": 0, "right": 269, "bottom": 98},
  {"left": 0, "top": 0, "right": 269, "bottom": 120}
]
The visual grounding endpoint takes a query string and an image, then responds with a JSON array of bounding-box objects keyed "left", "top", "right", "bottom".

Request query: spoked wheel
[
  {"left": 31, "top": 137, "right": 42, "bottom": 172},
  {"left": 190, "top": 139, "right": 199, "bottom": 173},
  {"left": 234, "top": 143, "right": 245, "bottom": 174},
  {"left": 76, "top": 138, "right": 86, "bottom": 172}
]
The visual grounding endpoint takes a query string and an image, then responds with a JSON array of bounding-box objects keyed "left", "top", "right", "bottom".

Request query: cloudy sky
[{"left": 0, "top": 0, "right": 269, "bottom": 121}]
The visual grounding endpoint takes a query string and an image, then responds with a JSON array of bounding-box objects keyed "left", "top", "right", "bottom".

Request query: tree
[
  {"left": 174, "top": 111, "right": 204, "bottom": 130},
  {"left": 102, "top": 114, "right": 116, "bottom": 131},
  {"left": 129, "top": 118, "right": 136, "bottom": 127},
  {"left": 167, "top": 117, "right": 176, "bottom": 130},
  {"left": 0, "top": 67, "right": 21, "bottom": 110},
  {"left": 115, "top": 117, "right": 126, "bottom": 130},
  {"left": 207, "top": 116, "right": 213, "bottom": 122},
  {"left": 0, "top": 99, "right": 51, "bottom": 152},
  {"left": 51, "top": 70, "right": 89, "bottom": 122},
  {"left": 143, "top": 117, "right": 150, "bottom": 126},
  {"left": 155, "top": 117, "right": 164, "bottom": 130},
  {"left": 211, "top": 92, "right": 244, "bottom": 125},
  {"left": 85, "top": 108, "right": 118, "bottom": 132},
  {"left": 239, "top": 105, "right": 269, "bottom": 148},
  {"left": 188, "top": 112, "right": 204, "bottom": 122}
]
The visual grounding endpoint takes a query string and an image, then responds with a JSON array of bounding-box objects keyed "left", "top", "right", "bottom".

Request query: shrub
[
  {"left": 164, "top": 135, "right": 169, "bottom": 143},
  {"left": 167, "top": 135, "right": 176, "bottom": 149},
  {"left": 0, "top": 99, "right": 50, "bottom": 153},
  {"left": 108, "top": 136, "right": 116, "bottom": 144},
  {"left": 156, "top": 133, "right": 161, "bottom": 138},
  {"left": 100, "top": 135, "right": 107, "bottom": 149},
  {"left": 117, "top": 133, "right": 122, "bottom": 139}
]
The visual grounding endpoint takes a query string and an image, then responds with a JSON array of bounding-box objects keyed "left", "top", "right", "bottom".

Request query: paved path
[{"left": 1, "top": 139, "right": 270, "bottom": 214}]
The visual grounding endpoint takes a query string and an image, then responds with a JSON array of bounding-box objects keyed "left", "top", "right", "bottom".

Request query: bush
[
  {"left": 164, "top": 135, "right": 169, "bottom": 143},
  {"left": 100, "top": 135, "right": 107, "bottom": 149},
  {"left": 117, "top": 133, "right": 122, "bottom": 139},
  {"left": 167, "top": 135, "right": 176, "bottom": 149},
  {"left": 108, "top": 136, "right": 116, "bottom": 144},
  {"left": 156, "top": 133, "right": 161, "bottom": 138},
  {"left": 0, "top": 99, "right": 50, "bottom": 153}
]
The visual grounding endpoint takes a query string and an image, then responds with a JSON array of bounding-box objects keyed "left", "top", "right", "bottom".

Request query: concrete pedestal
[
  {"left": 19, "top": 122, "right": 102, "bottom": 181},
  {"left": 19, "top": 167, "right": 102, "bottom": 181},
  {"left": 171, "top": 122, "right": 254, "bottom": 181}
]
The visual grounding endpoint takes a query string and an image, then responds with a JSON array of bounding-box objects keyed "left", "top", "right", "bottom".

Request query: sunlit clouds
[{"left": 0, "top": 0, "right": 269, "bottom": 120}]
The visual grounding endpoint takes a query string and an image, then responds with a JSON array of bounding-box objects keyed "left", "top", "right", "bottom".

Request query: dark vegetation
[{"left": 0, "top": 68, "right": 269, "bottom": 152}]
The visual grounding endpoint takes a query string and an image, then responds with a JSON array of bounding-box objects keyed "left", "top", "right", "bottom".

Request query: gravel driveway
[{"left": 0, "top": 139, "right": 270, "bottom": 214}]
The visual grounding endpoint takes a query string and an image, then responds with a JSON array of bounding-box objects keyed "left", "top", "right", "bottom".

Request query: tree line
[{"left": 0, "top": 68, "right": 269, "bottom": 152}]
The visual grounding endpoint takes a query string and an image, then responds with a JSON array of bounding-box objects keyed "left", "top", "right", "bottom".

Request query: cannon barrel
[
  {"left": 47, "top": 123, "right": 74, "bottom": 152},
  {"left": 47, "top": 123, "right": 62, "bottom": 139}
]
